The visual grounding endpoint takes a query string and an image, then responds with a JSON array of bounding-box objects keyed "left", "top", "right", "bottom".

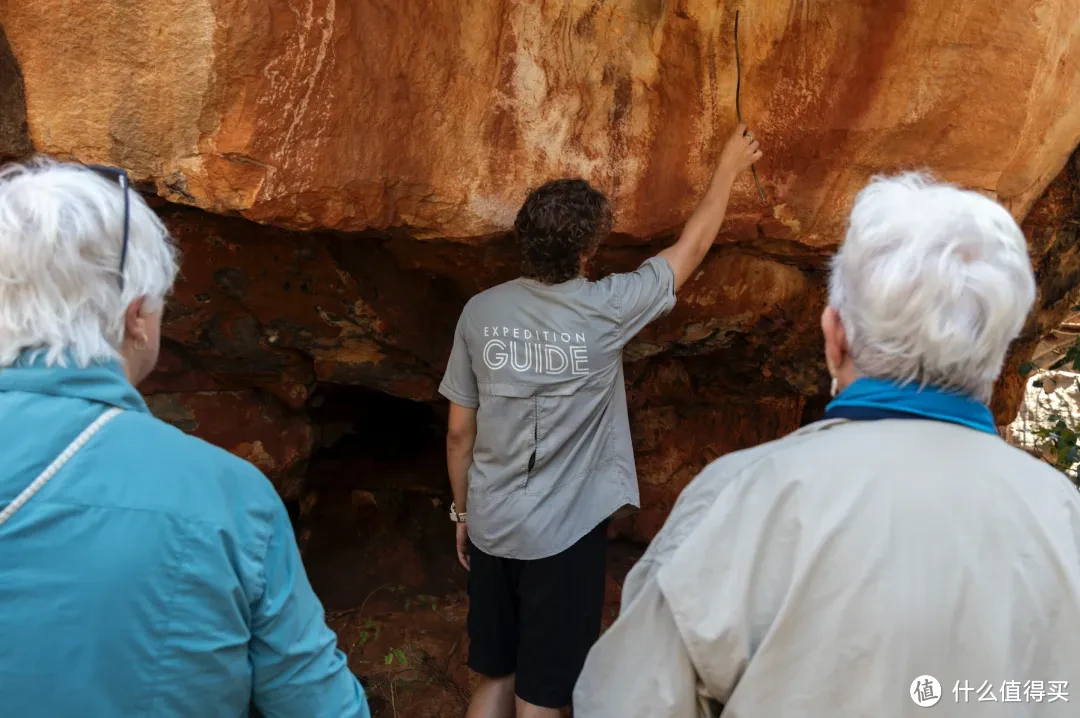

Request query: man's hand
[
  {"left": 456, "top": 523, "right": 470, "bottom": 571},
  {"left": 658, "top": 122, "right": 764, "bottom": 291},
  {"left": 714, "top": 122, "right": 762, "bottom": 185}
]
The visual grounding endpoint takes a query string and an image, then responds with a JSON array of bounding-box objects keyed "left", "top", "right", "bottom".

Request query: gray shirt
[{"left": 439, "top": 256, "right": 676, "bottom": 559}]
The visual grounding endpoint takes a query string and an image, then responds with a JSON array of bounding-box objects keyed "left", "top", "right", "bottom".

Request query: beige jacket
[{"left": 574, "top": 418, "right": 1080, "bottom": 717}]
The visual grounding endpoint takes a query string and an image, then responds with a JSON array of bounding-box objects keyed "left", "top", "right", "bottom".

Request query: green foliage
[
  {"left": 402, "top": 594, "right": 438, "bottom": 612},
  {"left": 354, "top": 620, "right": 380, "bottom": 649},
  {"left": 384, "top": 647, "right": 409, "bottom": 666},
  {"left": 1020, "top": 348, "right": 1080, "bottom": 484},
  {"left": 1031, "top": 410, "right": 1080, "bottom": 479}
]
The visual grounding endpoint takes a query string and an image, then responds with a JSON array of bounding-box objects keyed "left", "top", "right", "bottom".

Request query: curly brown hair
[{"left": 514, "top": 179, "right": 613, "bottom": 284}]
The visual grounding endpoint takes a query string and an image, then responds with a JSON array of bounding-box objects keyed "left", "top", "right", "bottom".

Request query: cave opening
[
  {"left": 297, "top": 384, "right": 460, "bottom": 612},
  {"left": 291, "top": 385, "right": 478, "bottom": 714}
]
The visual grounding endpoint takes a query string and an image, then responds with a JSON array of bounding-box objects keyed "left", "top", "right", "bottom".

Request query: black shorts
[{"left": 467, "top": 521, "right": 608, "bottom": 708}]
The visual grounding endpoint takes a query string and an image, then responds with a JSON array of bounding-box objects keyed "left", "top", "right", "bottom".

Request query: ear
[
  {"left": 124, "top": 296, "right": 148, "bottom": 343},
  {"left": 820, "top": 306, "right": 849, "bottom": 377}
]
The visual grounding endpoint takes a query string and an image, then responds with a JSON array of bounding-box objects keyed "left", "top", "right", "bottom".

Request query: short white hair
[
  {"left": 829, "top": 172, "right": 1036, "bottom": 402},
  {"left": 0, "top": 157, "right": 179, "bottom": 368}
]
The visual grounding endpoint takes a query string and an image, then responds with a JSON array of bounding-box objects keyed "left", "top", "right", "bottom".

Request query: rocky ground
[{"left": 301, "top": 487, "right": 641, "bottom": 718}]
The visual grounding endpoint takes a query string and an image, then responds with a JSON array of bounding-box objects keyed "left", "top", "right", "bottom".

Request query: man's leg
[
  {"left": 513, "top": 521, "right": 609, "bottom": 715},
  {"left": 467, "top": 675, "right": 516, "bottom": 718},
  {"left": 514, "top": 694, "right": 567, "bottom": 718},
  {"left": 466, "top": 541, "right": 521, "bottom": 718}
]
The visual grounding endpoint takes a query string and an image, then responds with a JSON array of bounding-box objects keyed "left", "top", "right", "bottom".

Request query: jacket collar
[
  {"left": 824, "top": 376, "right": 997, "bottom": 436},
  {"left": 0, "top": 352, "right": 150, "bottom": 414}
]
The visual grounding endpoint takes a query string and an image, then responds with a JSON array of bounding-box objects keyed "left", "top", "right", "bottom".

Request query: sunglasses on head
[{"left": 85, "top": 164, "right": 131, "bottom": 291}]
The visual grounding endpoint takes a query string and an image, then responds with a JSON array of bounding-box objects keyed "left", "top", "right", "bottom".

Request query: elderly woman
[
  {"left": 573, "top": 173, "right": 1080, "bottom": 717},
  {"left": 0, "top": 159, "right": 370, "bottom": 718}
]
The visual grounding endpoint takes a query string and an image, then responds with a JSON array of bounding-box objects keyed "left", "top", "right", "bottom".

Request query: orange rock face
[{"left": 4, "top": 0, "right": 1078, "bottom": 239}]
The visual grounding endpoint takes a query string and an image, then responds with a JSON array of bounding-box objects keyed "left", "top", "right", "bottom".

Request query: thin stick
[{"left": 735, "top": 10, "right": 767, "bottom": 203}]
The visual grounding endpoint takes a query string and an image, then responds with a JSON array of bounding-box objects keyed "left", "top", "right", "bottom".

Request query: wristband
[{"left": 449, "top": 501, "right": 467, "bottom": 523}]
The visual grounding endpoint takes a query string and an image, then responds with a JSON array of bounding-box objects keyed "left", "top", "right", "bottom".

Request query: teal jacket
[{"left": 0, "top": 357, "right": 370, "bottom": 718}]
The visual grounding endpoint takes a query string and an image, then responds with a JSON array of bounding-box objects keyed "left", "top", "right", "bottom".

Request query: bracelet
[{"left": 449, "top": 501, "right": 467, "bottom": 523}]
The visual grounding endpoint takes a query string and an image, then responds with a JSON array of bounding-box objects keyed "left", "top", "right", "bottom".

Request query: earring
[
  {"left": 133, "top": 334, "right": 148, "bottom": 351},
  {"left": 830, "top": 376, "right": 839, "bottom": 398}
]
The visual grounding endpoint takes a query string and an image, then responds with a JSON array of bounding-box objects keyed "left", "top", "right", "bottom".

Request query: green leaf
[
  {"left": 394, "top": 649, "right": 408, "bottom": 665},
  {"left": 384, "top": 653, "right": 393, "bottom": 665}
]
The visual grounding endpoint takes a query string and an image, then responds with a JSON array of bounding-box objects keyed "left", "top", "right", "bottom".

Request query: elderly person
[
  {"left": 573, "top": 173, "right": 1080, "bottom": 717},
  {"left": 0, "top": 159, "right": 370, "bottom": 718}
]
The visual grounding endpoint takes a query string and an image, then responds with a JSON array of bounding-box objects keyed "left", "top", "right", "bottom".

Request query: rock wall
[
  {"left": 4, "top": 0, "right": 1079, "bottom": 235},
  {"left": 0, "top": 24, "right": 30, "bottom": 161},
  {"left": 3, "top": 0, "right": 1080, "bottom": 543}
]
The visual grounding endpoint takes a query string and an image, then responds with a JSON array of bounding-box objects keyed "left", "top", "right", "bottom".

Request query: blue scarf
[{"left": 824, "top": 377, "right": 998, "bottom": 436}]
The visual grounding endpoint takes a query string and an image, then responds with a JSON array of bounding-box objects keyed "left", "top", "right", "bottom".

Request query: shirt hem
[{"left": 470, "top": 494, "right": 639, "bottom": 561}]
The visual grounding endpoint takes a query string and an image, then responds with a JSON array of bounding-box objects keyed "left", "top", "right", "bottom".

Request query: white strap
[{"left": 0, "top": 407, "right": 123, "bottom": 528}]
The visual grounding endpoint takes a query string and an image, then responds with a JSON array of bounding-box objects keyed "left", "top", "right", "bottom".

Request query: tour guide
[{"left": 437, "top": 124, "right": 762, "bottom": 718}]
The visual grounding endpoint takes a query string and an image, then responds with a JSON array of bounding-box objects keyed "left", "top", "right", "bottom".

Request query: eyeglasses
[{"left": 85, "top": 164, "right": 131, "bottom": 291}]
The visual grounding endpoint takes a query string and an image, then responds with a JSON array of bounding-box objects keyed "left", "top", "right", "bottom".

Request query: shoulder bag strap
[{"left": 0, "top": 407, "right": 123, "bottom": 528}]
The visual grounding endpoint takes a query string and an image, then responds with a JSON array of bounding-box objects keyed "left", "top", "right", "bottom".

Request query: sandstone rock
[
  {"left": 141, "top": 152, "right": 1079, "bottom": 541},
  {"left": 144, "top": 390, "right": 315, "bottom": 499},
  {"left": 0, "top": 25, "right": 30, "bottom": 161},
  {"left": 991, "top": 150, "right": 1080, "bottom": 423},
  {"left": 3, "top": 0, "right": 1078, "bottom": 240}
]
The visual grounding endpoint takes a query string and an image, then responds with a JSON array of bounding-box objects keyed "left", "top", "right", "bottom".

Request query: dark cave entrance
[
  {"left": 297, "top": 385, "right": 462, "bottom": 613},
  {"left": 292, "top": 386, "right": 474, "bottom": 716}
]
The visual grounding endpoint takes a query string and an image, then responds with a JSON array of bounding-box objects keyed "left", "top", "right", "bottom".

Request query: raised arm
[{"left": 658, "top": 123, "right": 762, "bottom": 291}]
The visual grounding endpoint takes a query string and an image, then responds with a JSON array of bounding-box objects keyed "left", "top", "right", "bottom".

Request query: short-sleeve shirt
[{"left": 439, "top": 256, "right": 677, "bottom": 559}]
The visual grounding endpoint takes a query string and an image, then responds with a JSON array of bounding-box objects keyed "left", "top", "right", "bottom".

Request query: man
[{"left": 437, "top": 123, "right": 762, "bottom": 718}]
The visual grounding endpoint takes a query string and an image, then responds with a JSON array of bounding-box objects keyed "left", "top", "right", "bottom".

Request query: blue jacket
[{"left": 0, "top": 357, "right": 370, "bottom": 718}]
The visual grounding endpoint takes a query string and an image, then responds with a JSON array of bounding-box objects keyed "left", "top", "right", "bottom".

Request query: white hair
[
  {"left": 829, "top": 172, "right": 1036, "bottom": 403},
  {"left": 0, "top": 157, "right": 179, "bottom": 368}
]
